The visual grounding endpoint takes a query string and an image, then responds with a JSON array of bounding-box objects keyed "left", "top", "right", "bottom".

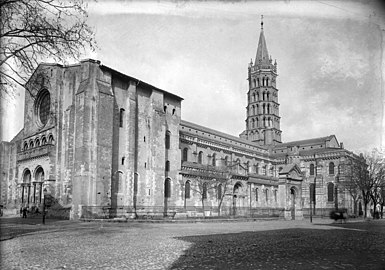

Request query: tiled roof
[
  {"left": 180, "top": 120, "right": 268, "bottom": 151},
  {"left": 274, "top": 135, "right": 335, "bottom": 148}
]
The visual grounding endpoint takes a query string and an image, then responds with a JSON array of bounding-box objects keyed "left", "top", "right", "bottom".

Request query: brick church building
[{"left": 0, "top": 20, "right": 365, "bottom": 220}]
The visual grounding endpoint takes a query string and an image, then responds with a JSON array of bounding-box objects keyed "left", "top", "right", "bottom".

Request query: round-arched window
[{"left": 35, "top": 90, "right": 50, "bottom": 126}]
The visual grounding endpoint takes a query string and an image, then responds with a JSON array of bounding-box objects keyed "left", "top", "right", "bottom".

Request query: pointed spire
[{"left": 255, "top": 15, "right": 270, "bottom": 65}]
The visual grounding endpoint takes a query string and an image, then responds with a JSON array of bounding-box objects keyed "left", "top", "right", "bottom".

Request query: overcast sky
[{"left": 2, "top": 0, "right": 385, "bottom": 154}]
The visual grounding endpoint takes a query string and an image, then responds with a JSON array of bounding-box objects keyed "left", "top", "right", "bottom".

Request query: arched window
[
  {"left": 263, "top": 165, "right": 267, "bottom": 175},
  {"left": 253, "top": 79, "right": 256, "bottom": 88},
  {"left": 256, "top": 104, "right": 259, "bottom": 114},
  {"left": 274, "top": 190, "right": 277, "bottom": 202},
  {"left": 23, "top": 142, "right": 28, "bottom": 150},
  {"left": 41, "top": 136, "right": 47, "bottom": 145},
  {"left": 202, "top": 182, "right": 207, "bottom": 199},
  {"left": 37, "top": 90, "right": 50, "bottom": 126},
  {"left": 256, "top": 163, "right": 259, "bottom": 174},
  {"left": 34, "top": 167, "right": 44, "bottom": 182},
  {"left": 29, "top": 141, "right": 34, "bottom": 148},
  {"left": 164, "top": 178, "right": 171, "bottom": 198},
  {"left": 310, "top": 183, "right": 315, "bottom": 202},
  {"left": 224, "top": 156, "right": 228, "bottom": 166},
  {"left": 310, "top": 164, "right": 315, "bottom": 176},
  {"left": 165, "top": 131, "right": 171, "bottom": 149},
  {"left": 35, "top": 139, "right": 40, "bottom": 147},
  {"left": 269, "top": 166, "right": 274, "bottom": 176},
  {"left": 251, "top": 118, "right": 255, "bottom": 128},
  {"left": 329, "top": 162, "right": 335, "bottom": 175},
  {"left": 327, "top": 182, "right": 334, "bottom": 202},
  {"left": 182, "top": 148, "right": 188, "bottom": 162},
  {"left": 257, "top": 78, "right": 260, "bottom": 87},
  {"left": 263, "top": 92, "right": 266, "bottom": 101},
  {"left": 121, "top": 157, "right": 125, "bottom": 165},
  {"left": 23, "top": 169, "right": 31, "bottom": 183},
  {"left": 165, "top": 160, "right": 170, "bottom": 172},
  {"left": 185, "top": 181, "right": 191, "bottom": 199},
  {"left": 48, "top": 135, "right": 54, "bottom": 144},
  {"left": 198, "top": 151, "right": 203, "bottom": 164},
  {"left": 262, "top": 77, "right": 265, "bottom": 87},
  {"left": 265, "top": 189, "right": 269, "bottom": 202},
  {"left": 262, "top": 104, "right": 266, "bottom": 114},
  {"left": 119, "top": 108, "right": 125, "bottom": 127},
  {"left": 217, "top": 184, "right": 222, "bottom": 199},
  {"left": 256, "top": 118, "right": 259, "bottom": 127},
  {"left": 267, "top": 104, "right": 270, "bottom": 114},
  {"left": 252, "top": 93, "right": 256, "bottom": 102},
  {"left": 256, "top": 92, "right": 260, "bottom": 101},
  {"left": 255, "top": 188, "right": 259, "bottom": 201},
  {"left": 212, "top": 153, "right": 216, "bottom": 166}
]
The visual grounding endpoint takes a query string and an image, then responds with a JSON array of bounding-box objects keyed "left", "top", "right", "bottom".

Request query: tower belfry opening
[{"left": 240, "top": 17, "right": 282, "bottom": 146}]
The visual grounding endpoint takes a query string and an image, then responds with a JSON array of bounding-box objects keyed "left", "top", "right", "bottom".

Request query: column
[
  {"left": 39, "top": 183, "right": 43, "bottom": 204},
  {"left": 33, "top": 183, "right": 36, "bottom": 203},
  {"left": 27, "top": 185, "right": 31, "bottom": 204},
  {"left": 21, "top": 185, "right": 25, "bottom": 203}
]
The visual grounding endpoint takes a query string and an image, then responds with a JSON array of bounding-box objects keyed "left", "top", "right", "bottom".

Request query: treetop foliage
[{"left": 0, "top": 0, "right": 96, "bottom": 98}]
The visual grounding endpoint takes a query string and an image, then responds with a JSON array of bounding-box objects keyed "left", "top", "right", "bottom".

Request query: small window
[
  {"left": 310, "top": 164, "right": 315, "bottom": 176},
  {"left": 29, "top": 141, "right": 34, "bottom": 148},
  {"left": 329, "top": 162, "right": 335, "bottom": 175},
  {"left": 202, "top": 182, "right": 207, "bottom": 199},
  {"left": 41, "top": 137, "right": 47, "bottom": 145},
  {"left": 327, "top": 182, "right": 334, "bottom": 202},
  {"left": 121, "top": 157, "right": 125, "bottom": 165},
  {"left": 255, "top": 188, "right": 259, "bottom": 201},
  {"left": 198, "top": 151, "right": 203, "bottom": 164},
  {"left": 185, "top": 181, "right": 191, "bottom": 199},
  {"left": 182, "top": 148, "right": 188, "bottom": 162},
  {"left": 212, "top": 153, "right": 216, "bottom": 166},
  {"left": 119, "top": 108, "right": 125, "bottom": 128},
  {"left": 165, "top": 160, "right": 170, "bottom": 172},
  {"left": 217, "top": 183, "right": 222, "bottom": 200},
  {"left": 274, "top": 190, "right": 277, "bottom": 202},
  {"left": 165, "top": 131, "right": 171, "bottom": 149},
  {"left": 164, "top": 178, "right": 171, "bottom": 198},
  {"left": 310, "top": 183, "right": 315, "bottom": 202},
  {"left": 23, "top": 142, "right": 28, "bottom": 150},
  {"left": 265, "top": 189, "right": 268, "bottom": 202}
]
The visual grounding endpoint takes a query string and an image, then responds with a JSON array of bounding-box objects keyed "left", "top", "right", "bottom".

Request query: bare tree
[
  {"left": 216, "top": 176, "right": 231, "bottom": 217},
  {"left": 191, "top": 177, "right": 217, "bottom": 218},
  {"left": 0, "top": 0, "right": 96, "bottom": 98},
  {"left": 367, "top": 151, "right": 385, "bottom": 218}
]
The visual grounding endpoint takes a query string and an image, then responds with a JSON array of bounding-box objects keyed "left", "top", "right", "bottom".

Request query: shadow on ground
[{"left": 170, "top": 226, "right": 385, "bottom": 270}]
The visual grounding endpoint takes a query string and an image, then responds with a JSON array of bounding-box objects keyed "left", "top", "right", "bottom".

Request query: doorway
[{"left": 290, "top": 187, "right": 296, "bottom": 220}]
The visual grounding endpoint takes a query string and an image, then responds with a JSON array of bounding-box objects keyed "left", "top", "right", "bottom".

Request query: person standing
[{"left": 22, "top": 207, "right": 27, "bottom": 218}]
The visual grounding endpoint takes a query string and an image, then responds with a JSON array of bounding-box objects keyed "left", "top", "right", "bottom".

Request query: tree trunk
[{"left": 202, "top": 198, "right": 205, "bottom": 218}]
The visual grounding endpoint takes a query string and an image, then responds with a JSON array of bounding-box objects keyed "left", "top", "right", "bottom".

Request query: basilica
[{"left": 0, "top": 21, "right": 365, "bottom": 220}]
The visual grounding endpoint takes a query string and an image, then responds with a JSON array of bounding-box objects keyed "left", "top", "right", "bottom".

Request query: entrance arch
[
  {"left": 290, "top": 187, "right": 296, "bottom": 220},
  {"left": 232, "top": 182, "right": 242, "bottom": 216}
]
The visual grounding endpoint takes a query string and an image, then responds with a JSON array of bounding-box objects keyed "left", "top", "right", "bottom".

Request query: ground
[{"left": 1, "top": 216, "right": 384, "bottom": 269}]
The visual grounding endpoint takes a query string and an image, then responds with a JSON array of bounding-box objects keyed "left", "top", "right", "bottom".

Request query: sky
[{"left": 2, "top": 0, "right": 385, "bottom": 154}]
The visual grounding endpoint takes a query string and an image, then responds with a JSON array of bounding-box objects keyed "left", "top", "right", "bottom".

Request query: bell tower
[{"left": 241, "top": 16, "right": 282, "bottom": 146}]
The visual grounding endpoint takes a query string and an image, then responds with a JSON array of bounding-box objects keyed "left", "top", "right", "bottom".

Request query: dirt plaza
[{"left": 1, "top": 217, "right": 385, "bottom": 269}]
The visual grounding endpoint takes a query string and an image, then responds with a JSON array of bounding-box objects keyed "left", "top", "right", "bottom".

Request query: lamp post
[{"left": 42, "top": 188, "right": 47, "bottom": 225}]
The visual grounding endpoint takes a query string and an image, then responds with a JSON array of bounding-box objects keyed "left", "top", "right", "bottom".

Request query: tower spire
[{"left": 255, "top": 15, "right": 269, "bottom": 65}]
